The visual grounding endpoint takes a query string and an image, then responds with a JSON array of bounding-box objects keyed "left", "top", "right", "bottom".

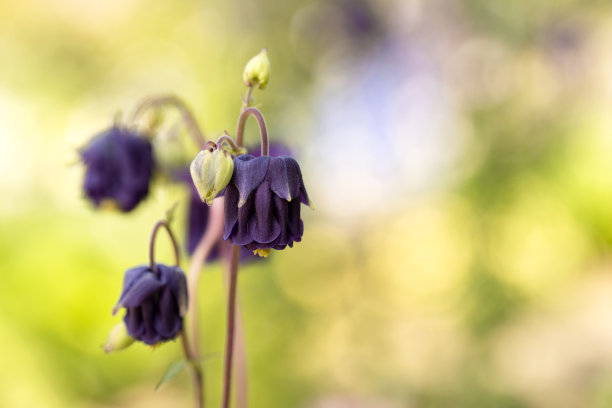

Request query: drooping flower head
[
  {"left": 80, "top": 126, "right": 154, "bottom": 212},
  {"left": 184, "top": 143, "right": 292, "bottom": 260},
  {"left": 112, "top": 264, "right": 188, "bottom": 345},
  {"left": 223, "top": 154, "right": 312, "bottom": 254}
]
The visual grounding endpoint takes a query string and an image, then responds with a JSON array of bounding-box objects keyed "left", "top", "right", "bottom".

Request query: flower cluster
[{"left": 85, "top": 49, "right": 311, "bottom": 408}]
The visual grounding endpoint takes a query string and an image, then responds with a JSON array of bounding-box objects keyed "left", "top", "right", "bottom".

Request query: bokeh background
[{"left": 3, "top": 0, "right": 612, "bottom": 407}]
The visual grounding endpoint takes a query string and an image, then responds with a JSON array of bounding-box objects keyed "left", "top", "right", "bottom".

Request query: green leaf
[{"left": 155, "top": 359, "right": 187, "bottom": 391}]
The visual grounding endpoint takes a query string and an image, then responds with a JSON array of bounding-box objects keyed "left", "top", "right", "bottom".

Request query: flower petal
[
  {"left": 268, "top": 156, "right": 301, "bottom": 202},
  {"left": 249, "top": 181, "right": 281, "bottom": 244},
  {"left": 233, "top": 194, "right": 255, "bottom": 246},
  {"left": 232, "top": 155, "right": 270, "bottom": 207},
  {"left": 287, "top": 200, "right": 304, "bottom": 239},
  {"left": 223, "top": 184, "right": 240, "bottom": 241},
  {"left": 294, "top": 162, "right": 313, "bottom": 208},
  {"left": 116, "top": 269, "right": 164, "bottom": 309},
  {"left": 159, "top": 264, "right": 188, "bottom": 317},
  {"left": 154, "top": 287, "right": 181, "bottom": 339}
]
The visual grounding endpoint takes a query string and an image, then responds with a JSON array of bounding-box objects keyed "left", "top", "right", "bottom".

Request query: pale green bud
[
  {"left": 243, "top": 48, "right": 270, "bottom": 89},
  {"left": 190, "top": 148, "right": 235, "bottom": 205},
  {"left": 103, "top": 323, "right": 134, "bottom": 353}
]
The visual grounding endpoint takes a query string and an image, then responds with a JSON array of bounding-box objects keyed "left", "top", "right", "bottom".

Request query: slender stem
[
  {"left": 235, "top": 107, "right": 269, "bottom": 155},
  {"left": 149, "top": 220, "right": 181, "bottom": 270},
  {"left": 181, "top": 332, "right": 204, "bottom": 408},
  {"left": 243, "top": 86, "right": 253, "bottom": 109},
  {"left": 223, "top": 264, "right": 248, "bottom": 408},
  {"left": 130, "top": 95, "right": 207, "bottom": 149},
  {"left": 149, "top": 221, "right": 205, "bottom": 406},
  {"left": 221, "top": 245, "right": 240, "bottom": 408},
  {"left": 187, "top": 199, "right": 225, "bottom": 357}
]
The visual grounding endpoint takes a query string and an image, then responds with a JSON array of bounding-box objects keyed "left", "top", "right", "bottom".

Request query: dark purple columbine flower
[
  {"left": 112, "top": 264, "right": 187, "bottom": 345},
  {"left": 223, "top": 154, "right": 312, "bottom": 252},
  {"left": 80, "top": 126, "right": 154, "bottom": 212},
  {"left": 184, "top": 142, "right": 293, "bottom": 260}
]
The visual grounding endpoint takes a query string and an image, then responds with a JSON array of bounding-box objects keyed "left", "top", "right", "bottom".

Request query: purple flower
[
  {"left": 112, "top": 264, "right": 187, "bottom": 345},
  {"left": 223, "top": 154, "right": 311, "bottom": 251},
  {"left": 80, "top": 126, "right": 154, "bottom": 212}
]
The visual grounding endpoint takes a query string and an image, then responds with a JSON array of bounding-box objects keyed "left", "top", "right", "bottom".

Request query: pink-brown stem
[
  {"left": 187, "top": 198, "right": 225, "bottom": 357},
  {"left": 130, "top": 95, "right": 207, "bottom": 149},
  {"left": 221, "top": 244, "right": 240, "bottom": 408},
  {"left": 235, "top": 107, "right": 269, "bottom": 156}
]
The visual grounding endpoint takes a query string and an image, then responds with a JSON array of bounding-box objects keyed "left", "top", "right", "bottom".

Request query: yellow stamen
[
  {"left": 100, "top": 199, "right": 120, "bottom": 212},
  {"left": 253, "top": 248, "right": 271, "bottom": 258}
]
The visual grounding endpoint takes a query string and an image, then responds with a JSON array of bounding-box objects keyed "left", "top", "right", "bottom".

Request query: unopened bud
[
  {"left": 103, "top": 323, "right": 134, "bottom": 353},
  {"left": 190, "top": 147, "right": 234, "bottom": 205},
  {"left": 243, "top": 48, "right": 270, "bottom": 89}
]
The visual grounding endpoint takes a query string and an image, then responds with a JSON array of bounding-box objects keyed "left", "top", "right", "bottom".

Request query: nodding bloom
[
  {"left": 184, "top": 142, "right": 292, "bottom": 260},
  {"left": 80, "top": 126, "right": 154, "bottom": 212},
  {"left": 112, "top": 264, "right": 188, "bottom": 345},
  {"left": 223, "top": 154, "right": 312, "bottom": 254}
]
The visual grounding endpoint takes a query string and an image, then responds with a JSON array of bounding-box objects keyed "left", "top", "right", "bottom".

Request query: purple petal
[
  {"left": 287, "top": 200, "right": 304, "bottom": 239},
  {"left": 294, "top": 162, "right": 312, "bottom": 207},
  {"left": 249, "top": 181, "right": 281, "bottom": 244},
  {"left": 268, "top": 157, "right": 300, "bottom": 202},
  {"left": 117, "top": 270, "right": 164, "bottom": 309},
  {"left": 223, "top": 184, "right": 240, "bottom": 241},
  {"left": 125, "top": 308, "right": 143, "bottom": 338},
  {"left": 272, "top": 195, "right": 290, "bottom": 246},
  {"left": 159, "top": 264, "right": 188, "bottom": 316},
  {"left": 154, "top": 287, "right": 180, "bottom": 338},
  {"left": 233, "top": 194, "right": 255, "bottom": 246},
  {"left": 232, "top": 155, "right": 270, "bottom": 207},
  {"left": 140, "top": 299, "right": 159, "bottom": 345}
]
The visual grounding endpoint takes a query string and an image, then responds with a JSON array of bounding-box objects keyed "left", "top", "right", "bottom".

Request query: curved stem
[
  {"left": 215, "top": 135, "right": 242, "bottom": 153},
  {"left": 235, "top": 107, "right": 269, "bottom": 156},
  {"left": 221, "top": 244, "right": 241, "bottom": 408},
  {"left": 130, "top": 95, "right": 206, "bottom": 149},
  {"left": 181, "top": 332, "right": 204, "bottom": 408},
  {"left": 149, "top": 220, "right": 181, "bottom": 270}
]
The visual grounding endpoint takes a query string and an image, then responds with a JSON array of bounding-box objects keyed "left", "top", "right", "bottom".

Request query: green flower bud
[
  {"left": 243, "top": 48, "right": 270, "bottom": 89},
  {"left": 190, "top": 147, "right": 235, "bottom": 205},
  {"left": 103, "top": 322, "right": 134, "bottom": 353}
]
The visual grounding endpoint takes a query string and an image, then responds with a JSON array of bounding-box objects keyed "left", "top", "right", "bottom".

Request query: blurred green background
[{"left": 3, "top": 0, "right": 612, "bottom": 407}]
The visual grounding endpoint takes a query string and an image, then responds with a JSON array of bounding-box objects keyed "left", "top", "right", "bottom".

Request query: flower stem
[
  {"left": 181, "top": 332, "right": 204, "bottom": 408},
  {"left": 221, "top": 253, "right": 248, "bottom": 408},
  {"left": 243, "top": 85, "right": 253, "bottom": 109},
  {"left": 149, "top": 220, "right": 181, "bottom": 270},
  {"left": 130, "top": 95, "right": 207, "bottom": 149},
  {"left": 221, "top": 244, "right": 241, "bottom": 408},
  {"left": 187, "top": 199, "right": 225, "bottom": 357},
  {"left": 235, "top": 107, "right": 269, "bottom": 156}
]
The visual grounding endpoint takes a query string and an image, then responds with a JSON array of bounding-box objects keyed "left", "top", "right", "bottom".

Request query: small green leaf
[{"left": 155, "top": 359, "right": 187, "bottom": 391}]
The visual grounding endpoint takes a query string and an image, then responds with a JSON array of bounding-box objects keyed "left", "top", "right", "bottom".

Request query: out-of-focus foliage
[{"left": 3, "top": 0, "right": 612, "bottom": 407}]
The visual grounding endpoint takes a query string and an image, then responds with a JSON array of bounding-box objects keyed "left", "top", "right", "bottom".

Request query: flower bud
[
  {"left": 190, "top": 148, "right": 234, "bottom": 205},
  {"left": 243, "top": 48, "right": 270, "bottom": 89},
  {"left": 103, "top": 322, "right": 134, "bottom": 353}
]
